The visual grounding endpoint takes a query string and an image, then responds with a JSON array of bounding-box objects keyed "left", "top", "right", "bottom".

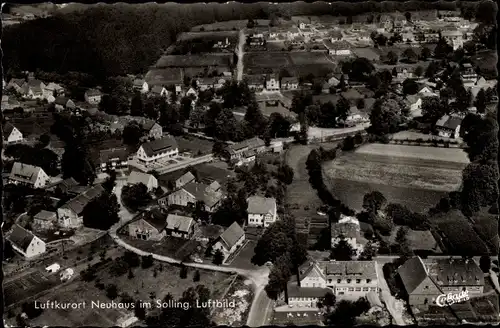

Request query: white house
[
  {"left": 127, "top": 171, "right": 158, "bottom": 192},
  {"left": 405, "top": 95, "right": 423, "bottom": 115},
  {"left": 174, "top": 171, "right": 196, "bottom": 189},
  {"left": 331, "top": 221, "right": 364, "bottom": 255},
  {"left": 43, "top": 82, "right": 65, "bottom": 99},
  {"left": 435, "top": 115, "right": 462, "bottom": 139},
  {"left": 8, "top": 224, "right": 46, "bottom": 258},
  {"left": 186, "top": 87, "right": 198, "bottom": 99},
  {"left": 325, "top": 40, "right": 352, "bottom": 56},
  {"left": 136, "top": 136, "right": 179, "bottom": 164},
  {"left": 281, "top": 77, "right": 299, "bottom": 90},
  {"left": 9, "top": 162, "right": 49, "bottom": 188},
  {"left": 21, "top": 79, "right": 45, "bottom": 99},
  {"left": 165, "top": 214, "right": 195, "bottom": 239},
  {"left": 212, "top": 222, "right": 246, "bottom": 261},
  {"left": 150, "top": 85, "right": 169, "bottom": 98},
  {"left": 33, "top": 210, "right": 58, "bottom": 231},
  {"left": 247, "top": 196, "right": 278, "bottom": 228},
  {"left": 84, "top": 89, "right": 103, "bottom": 104},
  {"left": 133, "top": 79, "right": 149, "bottom": 93},
  {"left": 266, "top": 74, "right": 280, "bottom": 91},
  {"left": 3, "top": 123, "right": 23, "bottom": 144},
  {"left": 418, "top": 86, "right": 438, "bottom": 97}
]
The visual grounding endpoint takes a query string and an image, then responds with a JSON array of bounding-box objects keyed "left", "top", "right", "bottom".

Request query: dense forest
[{"left": 3, "top": 1, "right": 495, "bottom": 82}]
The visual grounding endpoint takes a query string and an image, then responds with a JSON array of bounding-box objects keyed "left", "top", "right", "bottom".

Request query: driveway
[
  {"left": 375, "top": 262, "right": 406, "bottom": 325},
  {"left": 113, "top": 178, "right": 135, "bottom": 225}
]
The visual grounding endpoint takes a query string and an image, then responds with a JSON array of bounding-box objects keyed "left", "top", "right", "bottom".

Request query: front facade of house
[
  {"left": 266, "top": 75, "right": 280, "bottom": 91},
  {"left": 136, "top": 136, "right": 179, "bottom": 164},
  {"left": 4, "top": 124, "right": 23, "bottom": 144},
  {"left": 128, "top": 171, "right": 158, "bottom": 192},
  {"left": 33, "top": 210, "right": 58, "bottom": 230},
  {"left": 281, "top": 77, "right": 299, "bottom": 90},
  {"left": 435, "top": 115, "right": 462, "bottom": 139},
  {"left": 166, "top": 188, "right": 197, "bottom": 208},
  {"left": 128, "top": 217, "right": 166, "bottom": 241},
  {"left": 148, "top": 123, "right": 163, "bottom": 139},
  {"left": 227, "top": 137, "right": 266, "bottom": 160},
  {"left": 165, "top": 214, "right": 195, "bottom": 239},
  {"left": 99, "top": 147, "right": 130, "bottom": 172},
  {"left": 247, "top": 196, "right": 278, "bottom": 228},
  {"left": 9, "top": 162, "right": 49, "bottom": 189},
  {"left": 84, "top": 89, "right": 102, "bottom": 104}
]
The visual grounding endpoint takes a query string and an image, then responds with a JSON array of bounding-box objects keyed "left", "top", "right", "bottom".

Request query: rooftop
[{"left": 247, "top": 196, "right": 277, "bottom": 215}]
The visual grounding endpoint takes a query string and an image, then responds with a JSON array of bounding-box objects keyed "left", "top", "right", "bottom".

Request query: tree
[
  {"left": 348, "top": 58, "right": 375, "bottom": 82},
  {"left": 141, "top": 255, "right": 154, "bottom": 269},
  {"left": 421, "top": 96, "right": 446, "bottom": 124},
  {"left": 386, "top": 51, "right": 398, "bottom": 64},
  {"left": 322, "top": 291, "right": 336, "bottom": 312},
  {"left": 276, "top": 164, "right": 294, "bottom": 185},
  {"left": 404, "top": 11, "right": 411, "bottom": 22},
  {"left": 330, "top": 237, "right": 356, "bottom": 261},
  {"left": 180, "top": 264, "right": 188, "bottom": 279},
  {"left": 267, "top": 112, "right": 291, "bottom": 138},
  {"left": 180, "top": 97, "right": 193, "bottom": 122},
  {"left": 193, "top": 270, "right": 201, "bottom": 282},
  {"left": 82, "top": 192, "right": 120, "bottom": 230},
  {"left": 102, "top": 170, "right": 117, "bottom": 193},
  {"left": 61, "top": 141, "right": 96, "bottom": 186},
  {"left": 479, "top": 255, "right": 491, "bottom": 273},
  {"left": 420, "top": 47, "right": 432, "bottom": 61},
  {"left": 122, "top": 121, "right": 144, "bottom": 146},
  {"left": 474, "top": 88, "right": 487, "bottom": 113},
  {"left": 244, "top": 99, "right": 267, "bottom": 136},
  {"left": 106, "top": 284, "right": 119, "bottom": 300},
  {"left": 213, "top": 249, "right": 224, "bottom": 265},
  {"left": 414, "top": 66, "right": 424, "bottom": 77},
  {"left": 135, "top": 300, "right": 146, "bottom": 320},
  {"left": 338, "top": 74, "right": 347, "bottom": 91},
  {"left": 123, "top": 251, "right": 141, "bottom": 268},
  {"left": 425, "top": 61, "right": 440, "bottom": 78},
  {"left": 461, "top": 161, "right": 499, "bottom": 216},
  {"left": 402, "top": 79, "right": 419, "bottom": 95},
  {"left": 247, "top": 19, "right": 255, "bottom": 28},
  {"left": 130, "top": 93, "right": 144, "bottom": 116},
  {"left": 326, "top": 298, "right": 371, "bottom": 326},
  {"left": 265, "top": 254, "right": 292, "bottom": 302},
  {"left": 363, "top": 191, "right": 387, "bottom": 213},
  {"left": 212, "top": 140, "right": 229, "bottom": 160},
  {"left": 121, "top": 183, "right": 152, "bottom": 211},
  {"left": 401, "top": 48, "right": 417, "bottom": 63},
  {"left": 127, "top": 268, "right": 134, "bottom": 279},
  {"left": 358, "top": 240, "right": 378, "bottom": 260},
  {"left": 434, "top": 37, "right": 453, "bottom": 59}
]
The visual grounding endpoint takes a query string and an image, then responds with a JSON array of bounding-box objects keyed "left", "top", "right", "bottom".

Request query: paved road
[
  {"left": 236, "top": 29, "right": 245, "bottom": 81},
  {"left": 375, "top": 262, "right": 406, "bottom": 325},
  {"left": 155, "top": 154, "right": 214, "bottom": 175}
]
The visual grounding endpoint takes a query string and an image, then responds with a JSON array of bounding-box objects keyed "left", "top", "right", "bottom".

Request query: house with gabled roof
[
  {"left": 324, "top": 40, "right": 352, "bottom": 56},
  {"left": 9, "top": 162, "right": 49, "bottom": 188},
  {"left": 247, "top": 196, "right": 277, "bottom": 228},
  {"left": 3, "top": 122, "right": 23, "bottom": 144},
  {"left": 165, "top": 214, "right": 195, "bottom": 239},
  {"left": 33, "top": 210, "right": 58, "bottom": 230},
  {"left": 435, "top": 114, "right": 462, "bottom": 139},
  {"left": 57, "top": 184, "right": 105, "bottom": 229},
  {"left": 244, "top": 75, "right": 265, "bottom": 91},
  {"left": 163, "top": 181, "right": 224, "bottom": 212},
  {"left": 22, "top": 79, "right": 46, "bottom": 99},
  {"left": 175, "top": 171, "right": 196, "bottom": 190},
  {"left": 99, "top": 147, "right": 130, "bottom": 172},
  {"left": 331, "top": 220, "right": 363, "bottom": 253},
  {"left": 84, "top": 89, "right": 102, "bottom": 104},
  {"left": 54, "top": 96, "right": 76, "bottom": 111},
  {"left": 7, "top": 78, "right": 25, "bottom": 93},
  {"left": 7, "top": 224, "right": 46, "bottom": 258},
  {"left": 213, "top": 222, "right": 246, "bottom": 261},
  {"left": 44, "top": 177, "right": 86, "bottom": 196},
  {"left": 127, "top": 171, "right": 158, "bottom": 192},
  {"left": 44, "top": 82, "right": 65, "bottom": 99},
  {"left": 136, "top": 135, "right": 179, "bottom": 164},
  {"left": 281, "top": 77, "right": 299, "bottom": 90},
  {"left": 128, "top": 209, "right": 168, "bottom": 241},
  {"left": 141, "top": 120, "right": 163, "bottom": 139},
  {"left": 398, "top": 256, "right": 484, "bottom": 308},
  {"left": 227, "top": 137, "right": 266, "bottom": 160},
  {"left": 266, "top": 74, "right": 280, "bottom": 91},
  {"left": 133, "top": 79, "right": 149, "bottom": 93}
]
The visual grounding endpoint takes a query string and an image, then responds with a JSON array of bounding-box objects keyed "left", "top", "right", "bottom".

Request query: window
[
  {"left": 337, "top": 279, "right": 341, "bottom": 283},
  {"left": 356, "top": 279, "right": 361, "bottom": 284},
  {"left": 355, "top": 287, "right": 361, "bottom": 291},
  {"left": 425, "top": 286, "right": 429, "bottom": 289},
  {"left": 349, "top": 288, "right": 354, "bottom": 291},
  {"left": 347, "top": 279, "right": 351, "bottom": 283},
  {"left": 366, "top": 279, "right": 371, "bottom": 283},
  {"left": 363, "top": 287, "right": 369, "bottom": 291},
  {"left": 339, "top": 292, "right": 345, "bottom": 295}
]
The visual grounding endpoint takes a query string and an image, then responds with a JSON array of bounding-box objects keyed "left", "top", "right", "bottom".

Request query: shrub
[
  {"left": 141, "top": 255, "right": 154, "bottom": 269},
  {"left": 106, "top": 284, "right": 119, "bottom": 299},
  {"left": 193, "top": 270, "right": 201, "bottom": 282},
  {"left": 180, "top": 265, "right": 188, "bottom": 279}
]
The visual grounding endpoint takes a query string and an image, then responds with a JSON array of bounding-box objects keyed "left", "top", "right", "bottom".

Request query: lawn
[
  {"left": 192, "top": 162, "right": 236, "bottom": 185},
  {"left": 244, "top": 52, "right": 293, "bottom": 71},
  {"left": 122, "top": 235, "right": 203, "bottom": 261},
  {"left": 145, "top": 68, "right": 183, "bottom": 86},
  {"left": 177, "top": 31, "right": 239, "bottom": 42},
  {"left": 289, "top": 52, "right": 335, "bottom": 66},
  {"left": 387, "top": 226, "right": 441, "bottom": 253},
  {"left": 97, "top": 260, "right": 236, "bottom": 303},
  {"left": 176, "top": 136, "right": 214, "bottom": 156},
  {"left": 155, "top": 54, "right": 233, "bottom": 68},
  {"left": 322, "top": 144, "right": 468, "bottom": 212},
  {"left": 4, "top": 270, "right": 61, "bottom": 307},
  {"left": 471, "top": 50, "right": 498, "bottom": 80},
  {"left": 227, "top": 240, "right": 260, "bottom": 270}
]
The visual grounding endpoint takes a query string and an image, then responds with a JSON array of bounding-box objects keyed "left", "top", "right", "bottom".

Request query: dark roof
[
  {"left": 99, "top": 147, "right": 130, "bottom": 164},
  {"left": 229, "top": 137, "right": 265, "bottom": 152},
  {"left": 427, "top": 258, "right": 484, "bottom": 286},
  {"left": 166, "top": 214, "right": 194, "bottom": 233},
  {"left": 143, "top": 209, "right": 168, "bottom": 232},
  {"left": 219, "top": 222, "right": 245, "bottom": 249},
  {"left": 140, "top": 136, "right": 178, "bottom": 157},
  {"left": 183, "top": 182, "right": 223, "bottom": 208},
  {"left": 85, "top": 89, "right": 102, "bottom": 97},
  {"left": 34, "top": 210, "right": 57, "bottom": 222},
  {"left": 397, "top": 256, "right": 429, "bottom": 294},
  {"left": 61, "top": 184, "right": 105, "bottom": 215},
  {"left": 4, "top": 122, "right": 15, "bottom": 136},
  {"left": 435, "top": 115, "right": 462, "bottom": 130},
  {"left": 340, "top": 88, "right": 363, "bottom": 100},
  {"left": 9, "top": 162, "right": 44, "bottom": 185},
  {"left": 287, "top": 285, "right": 331, "bottom": 298},
  {"left": 324, "top": 40, "right": 352, "bottom": 50},
  {"left": 320, "top": 261, "right": 378, "bottom": 280},
  {"left": 8, "top": 224, "right": 36, "bottom": 252},
  {"left": 54, "top": 96, "right": 70, "bottom": 106},
  {"left": 282, "top": 77, "right": 299, "bottom": 84},
  {"left": 247, "top": 196, "right": 276, "bottom": 215}
]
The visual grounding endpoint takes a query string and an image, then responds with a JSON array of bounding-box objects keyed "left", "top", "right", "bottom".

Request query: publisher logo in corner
[{"left": 435, "top": 290, "right": 470, "bottom": 307}]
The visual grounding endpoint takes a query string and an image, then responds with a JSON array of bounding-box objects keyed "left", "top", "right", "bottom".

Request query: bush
[
  {"left": 124, "top": 251, "right": 141, "bottom": 268},
  {"left": 95, "top": 282, "right": 105, "bottom": 290},
  {"left": 141, "top": 255, "right": 154, "bottom": 269},
  {"left": 106, "top": 284, "right": 119, "bottom": 299},
  {"left": 193, "top": 270, "right": 201, "bottom": 282},
  {"left": 110, "top": 258, "right": 129, "bottom": 277},
  {"left": 180, "top": 265, "right": 188, "bottom": 279}
]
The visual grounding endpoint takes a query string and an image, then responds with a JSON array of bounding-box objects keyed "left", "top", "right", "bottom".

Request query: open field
[
  {"left": 323, "top": 144, "right": 468, "bottom": 212},
  {"left": 176, "top": 136, "right": 214, "bottom": 156},
  {"left": 178, "top": 31, "right": 239, "bottom": 42},
  {"left": 471, "top": 50, "right": 498, "bottom": 79},
  {"left": 244, "top": 51, "right": 336, "bottom": 76},
  {"left": 387, "top": 226, "right": 441, "bottom": 253},
  {"left": 244, "top": 52, "right": 292, "bottom": 69},
  {"left": 289, "top": 51, "right": 336, "bottom": 66},
  {"left": 145, "top": 68, "right": 183, "bottom": 86},
  {"left": 4, "top": 270, "right": 60, "bottom": 306},
  {"left": 122, "top": 235, "right": 203, "bottom": 261},
  {"left": 212, "top": 275, "right": 254, "bottom": 326},
  {"left": 191, "top": 19, "right": 270, "bottom": 32},
  {"left": 155, "top": 54, "right": 233, "bottom": 68}
]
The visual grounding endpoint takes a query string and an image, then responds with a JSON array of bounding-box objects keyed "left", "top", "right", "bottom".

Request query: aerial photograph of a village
[{"left": 0, "top": 0, "right": 498, "bottom": 326}]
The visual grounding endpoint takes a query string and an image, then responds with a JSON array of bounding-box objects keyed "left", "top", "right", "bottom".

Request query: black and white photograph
[{"left": 0, "top": 0, "right": 498, "bottom": 326}]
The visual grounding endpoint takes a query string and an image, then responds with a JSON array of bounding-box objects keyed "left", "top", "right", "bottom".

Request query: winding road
[{"left": 236, "top": 29, "right": 245, "bottom": 82}]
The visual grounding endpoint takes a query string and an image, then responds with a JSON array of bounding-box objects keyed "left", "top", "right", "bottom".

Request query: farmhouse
[
  {"left": 266, "top": 74, "right": 280, "bottom": 91},
  {"left": 165, "top": 214, "right": 195, "bottom": 239},
  {"left": 44, "top": 177, "right": 86, "bottom": 196},
  {"left": 7, "top": 78, "right": 25, "bottom": 92},
  {"left": 33, "top": 210, "right": 58, "bottom": 231},
  {"left": 1, "top": 95, "right": 21, "bottom": 111},
  {"left": 136, "top": 136, "right": 179, "bottom": 164},
  {"left": 418, "top": 86, "right": 438, "bottom": 97},
  {"left": 283, "top": 260, "right": 379, "bottom": 307},
  {"left": 141, "top": 120, "right": 163, "bottom": 140},
  {"left": 331, "top": 221, "right": 363, "bottom": 253},
  {"left": 44, "top": 83, "right": 65, "bottom": 99},
  {"left": 3, "top": 122, "right": 23, "bottom": 144},
  {"left": 54, "top": 97, "right": 76, "bottom": 111},
  {"left": 149, "top": 85, "right": 169, "bottom": 98},
  {"left": 21, "top": 79, "right": 45, "bottom": 99},
  {"left": 57, "top": 184, "right": 105, "bottom": 229},
  {"left": 247, "top": 196, "right": 278, "bottom": 228},
  {"left": 435, "top": 115, "right": 462, "bottom": 139},
  {"left": 128, "top": 210, "right": 167, "bottom": 241},
  {"left": 281, "top": 77, "right": 299, "bottom": 90},
  {"left": 9, "top": 162, "right": 49, "bottom": 188},
  {"left": 405, "top": 95, "right": 423, "bottom": 115},
  {"left": 398, "top": 256, "right": 484, "bottom": 308},
  {"left": 324, "top": 40, "right": 352, "bottom": 56},
  {"left": 7, "top": 224, "right": 46, "bottom": 259},
  {"left": 227, "top": 137, "right": 266, "bottom": 160},
  {"left": 128, "top": 171, "right": 158, "bottom": 192},
  {"left": 460, "top": 63, "right": 477, "bottom": 83},
  {"left": 84, "top": 89, "right": 102, "bottom": 104},
  {"left": 162, "top": 181, "right": 223, "bottom": 212},
  {"left": 133, "top": 79, "right": 149, "bottom": 93},
  {"left": 212, "top": 222, "right": 245, "bottom": 260},
  {"left": 174, "top": 171, "right": 196, "bottom": 190},
  {"left": 98, "top": 147, "right": 130, "bottom": 172}
]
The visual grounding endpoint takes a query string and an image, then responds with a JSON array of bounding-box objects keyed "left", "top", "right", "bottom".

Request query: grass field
[
  {"left": 122, "top": 235, "right": 202, "bottom": 261},
  {"left": 178, "top": 31, "right": 239, "bottom": 42},
  {"left": 176, "top": 136, "right": 214, "bottom": 156},
  {"left": 155, "top": 54, "right": 233, "bottom": 68},
  {"left": 4, "top": 271, "right": 60, "bottom": 306},
  {"left": 244, "top": 52, "right": 292, "bottom": 69},
  {"left": 323, "top": 144, "right": 468, "bottom": 212},
  {"left": 145, "top": 68, "right": 184, "bottom": 86},
  {"left": 191, "top": 19, "right": 270, "bottom": 32},
  {"left": 471, "top": 50, "right": 498, "bottom": 79}
]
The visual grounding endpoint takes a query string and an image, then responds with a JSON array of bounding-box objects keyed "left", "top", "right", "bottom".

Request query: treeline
[{"left": 4, "top": 1, "right": 496, "bottom": 81}]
